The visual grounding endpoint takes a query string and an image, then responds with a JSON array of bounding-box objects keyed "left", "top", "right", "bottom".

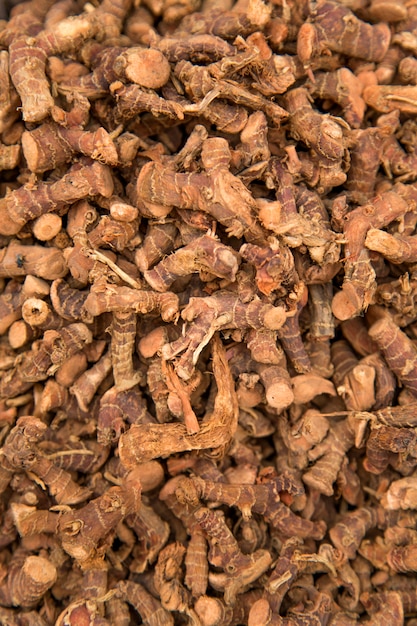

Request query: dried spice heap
[{"left": 2, "top": 0, "right": 417, "bottom": 623}]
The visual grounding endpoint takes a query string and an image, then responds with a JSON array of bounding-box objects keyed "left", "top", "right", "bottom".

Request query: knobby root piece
[{"left": 118, "top": 334, "right": 238, "bottom": 466}]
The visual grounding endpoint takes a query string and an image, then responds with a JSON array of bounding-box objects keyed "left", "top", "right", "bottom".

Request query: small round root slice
[
  {"left": 332, "top": 288, "right": 362, "bottom": 321},
  {"left": 263, "top": 306, "right": 287, "bottom": 330},
  {"left": 248, "top": 598, "right": 272, "bottom": 626},
  {"left": 260, "top": 366, "right": 294, "bottom": 411},
  {"left": 194, "top": 596, "right": 226, "bottom": 626},
  {"left": 265, "top": 379, "right": 294, "bottom": 411},
  {"left": 122, "top": 49, "right": 171, "bottom": 89},
  {"left": 10, "top": 555, "right": 57, "bottom": 608},
  {"left": 32, "top": 214, "right": 63, "bottom": 241}
]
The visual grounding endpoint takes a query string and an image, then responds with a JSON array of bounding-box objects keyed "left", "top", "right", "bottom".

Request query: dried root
[{"left": 1, "top": 0, "right": 417, "bottom": 622}]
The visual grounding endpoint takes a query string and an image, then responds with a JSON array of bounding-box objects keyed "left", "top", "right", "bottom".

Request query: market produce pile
[{"left": 2, "top": 0, "right": 417, "bottom": 623}]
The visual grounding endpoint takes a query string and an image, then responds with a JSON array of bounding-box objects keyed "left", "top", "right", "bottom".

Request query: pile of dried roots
[{"left": 2, "top": 0, "right": 417, "bottom": 623}]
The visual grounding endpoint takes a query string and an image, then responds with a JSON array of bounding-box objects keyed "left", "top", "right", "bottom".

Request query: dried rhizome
[{"left": 1, "top": 0, "right": 417, "bottom": 624}]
